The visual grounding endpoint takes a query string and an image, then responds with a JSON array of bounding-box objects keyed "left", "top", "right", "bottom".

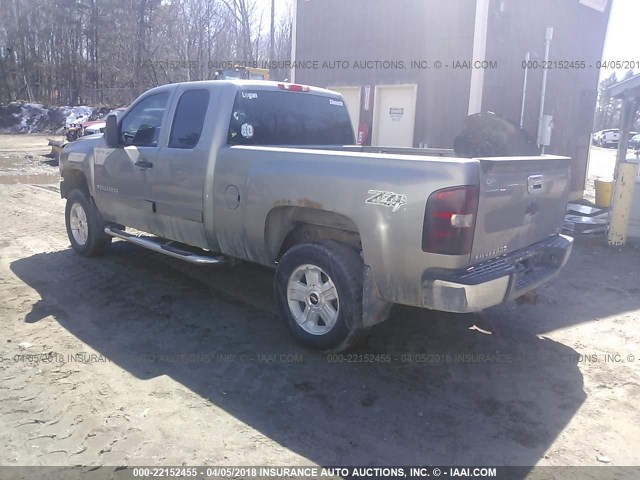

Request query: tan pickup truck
[{"left": 59, "top": 80, "right": 573, "bottom": 350}]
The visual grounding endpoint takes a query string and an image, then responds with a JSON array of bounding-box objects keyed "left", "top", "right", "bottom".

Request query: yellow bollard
[{"left": 607, "top": 162, "right": 639, "bottom": 245}]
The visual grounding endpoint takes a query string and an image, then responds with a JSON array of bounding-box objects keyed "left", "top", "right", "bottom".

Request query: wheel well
[
  {"left": 61, "top": 169, "right": 89, "bottom": 198},
  {"left": 265, "top": 207, "right": 362, "bottom": 261}
]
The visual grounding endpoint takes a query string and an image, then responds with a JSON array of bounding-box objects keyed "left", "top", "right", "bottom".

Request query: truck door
[
  {"left": 93, "top": 92, "right": 170, "bottom": 232},
  {"left": 150, "top": 88, "right": 211, "bottom": 248}
]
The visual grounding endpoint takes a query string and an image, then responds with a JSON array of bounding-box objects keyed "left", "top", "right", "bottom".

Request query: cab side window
[
  {"left": 169, "top": 90, "right": 210, "bottom": 149},
  {"left": 120, "top": 92, "right": 169, "bottom": 147}
]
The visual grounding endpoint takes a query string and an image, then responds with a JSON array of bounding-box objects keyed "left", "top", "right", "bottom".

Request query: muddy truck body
[{"left": 59, "top": 80, "right": 573, "bottom": 350}]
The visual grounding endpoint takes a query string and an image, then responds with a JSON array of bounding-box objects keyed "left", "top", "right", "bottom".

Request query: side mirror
[{"left": 105, "top": 114, "right": 120, "bottom": 147}]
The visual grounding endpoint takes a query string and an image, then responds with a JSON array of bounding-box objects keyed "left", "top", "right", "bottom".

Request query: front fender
[{"left": 59, "top": 135, "right": 105, "bottom": 198}]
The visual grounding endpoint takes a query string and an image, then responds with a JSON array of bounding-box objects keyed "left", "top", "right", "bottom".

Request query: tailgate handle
[{"left": 527, "top": 174, "right": 544, "bottom": 194}]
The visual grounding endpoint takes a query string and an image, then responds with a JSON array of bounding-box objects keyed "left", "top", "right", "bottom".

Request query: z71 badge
[{"left": 365, "top": 190, "right": 407, "bottom": 212}]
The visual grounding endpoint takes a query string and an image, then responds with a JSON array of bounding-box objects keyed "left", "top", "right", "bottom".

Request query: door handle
[{"left": 135, "top": 158, "right": 153, "bottom": 169}]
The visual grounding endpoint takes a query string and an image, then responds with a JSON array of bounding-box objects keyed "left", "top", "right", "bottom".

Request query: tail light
[
  {"left": 278, "top": 83, "right": 310, "bottom": 92},
  {"left": 422, "top": 185, "right": 479, "bottom": 255}
]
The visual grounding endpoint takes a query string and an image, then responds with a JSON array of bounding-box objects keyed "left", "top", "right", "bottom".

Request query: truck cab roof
[{"left": 141, "top": 80, "right": 341, "bottom": 98}]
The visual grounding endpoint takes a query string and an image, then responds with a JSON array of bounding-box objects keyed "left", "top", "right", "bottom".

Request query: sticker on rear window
[
  {"left": 241, "top": 123, "right": 254, "bottom": 139},
  {"left": 241, "top": 92, "right": 258, "bottom": 100},
  {"left": 329, "top": 99, "right": 344, "bottom": 106}
]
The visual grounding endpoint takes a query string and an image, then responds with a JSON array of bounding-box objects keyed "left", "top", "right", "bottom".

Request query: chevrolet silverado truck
[{"left": 59, "top": 80, "right": 573, "bottom": 350}]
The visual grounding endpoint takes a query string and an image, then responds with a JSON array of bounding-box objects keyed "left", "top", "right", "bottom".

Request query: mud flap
[{"left": 362, "top": 265, "right": 393, "bottom": 328}]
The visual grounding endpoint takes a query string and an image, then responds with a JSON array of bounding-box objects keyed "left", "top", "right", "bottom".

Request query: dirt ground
[
  {"left": 0, "top": 134, "right": 60, "bottom": 186},
  {"left": 1, "top": 134, "right": 639, "bottom": 472}
]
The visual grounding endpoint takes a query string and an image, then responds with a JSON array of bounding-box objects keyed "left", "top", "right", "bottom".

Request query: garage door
[
  {"left": 328, "top": 86, "right": 360, "bottom": 138},
  {"left": 372, "top": 84, "right": 417, "bottom": 147}
]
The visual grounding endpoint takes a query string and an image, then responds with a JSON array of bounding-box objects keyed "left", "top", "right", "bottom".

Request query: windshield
[{"left": 227, "top": 89, "right": 354, "bottom": 146}]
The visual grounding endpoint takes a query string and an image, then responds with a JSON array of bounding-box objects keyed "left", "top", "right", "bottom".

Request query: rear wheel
[
  {"left": 65, "top": 190, "right": 111, "bottom": 256},
  {"left": 274, "top": 240, "right": 368, "bottom": 351}
]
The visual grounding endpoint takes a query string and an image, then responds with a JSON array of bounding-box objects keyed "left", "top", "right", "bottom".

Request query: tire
[
  {"left": 65, "top": 189, "right": 112, "bottom": 256},
  {"left": 274, "top": 240, "right": 367, "bottom": 351}
]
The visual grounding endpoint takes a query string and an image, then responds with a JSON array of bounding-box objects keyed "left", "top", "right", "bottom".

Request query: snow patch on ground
[
  {"left": 0, "top": 102, "right": 95, "bottom": 134},
  {"left": 61, "top": 105, "right": 94, "bottom": 127}
]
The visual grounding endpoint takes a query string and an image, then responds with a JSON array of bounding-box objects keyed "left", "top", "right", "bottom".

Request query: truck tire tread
[
  {"left": 65, "top": 190, "right": 112, "bottom": 257},
  {"left": 274, "top": 240, "right": 369, "bottom": 351}
]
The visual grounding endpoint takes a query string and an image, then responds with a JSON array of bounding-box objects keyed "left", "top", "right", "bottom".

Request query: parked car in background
[
  {"left": 628, "top": 132, "right": 639, "bottom": 148},
  {"left": 592, "top": 129, "right": 619, "bottom": 148},
  {"left": 81, "top": 107, "right": 127, "bottom": 136},
  {"left": 66, "top": 107, "right": 127, "bottom": 140},
  {"left": 50, "top": 108, "right": 128, "bottom": 164},
  {"left": 80, "top": 119, "right": 106, "bottom": 136},
  {"left": 592, "top": 130, "right": 605, "bottom": 145}
]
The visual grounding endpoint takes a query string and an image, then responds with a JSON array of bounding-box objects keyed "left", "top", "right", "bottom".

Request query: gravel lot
[{"left": 1, "top": 134, "right": 639, "bottom": 473}]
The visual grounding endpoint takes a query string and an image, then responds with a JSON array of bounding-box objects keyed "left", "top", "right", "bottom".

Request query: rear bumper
[{"left": 422, "top": 234, "right": 573, "bottom": 313}]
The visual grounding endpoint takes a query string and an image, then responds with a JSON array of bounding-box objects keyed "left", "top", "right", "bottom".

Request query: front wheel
[
  {"left": 274, "top": 240, "right": 368, "bottom": 351},
  {"left": 65, "top": 190, "right": 111, "bottom": 256}
]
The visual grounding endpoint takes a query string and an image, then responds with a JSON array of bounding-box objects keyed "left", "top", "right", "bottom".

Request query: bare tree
[
  {"left": 0, "top": 0, "right": 269, "bottom": 105},
  {"left": 220, "top": 0, "right": 259, "bottom": 60}
]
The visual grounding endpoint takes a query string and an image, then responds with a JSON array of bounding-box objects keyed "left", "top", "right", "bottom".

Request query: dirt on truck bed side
[{"left": 0, "top": 134, "right": 639, "bottom": 473}]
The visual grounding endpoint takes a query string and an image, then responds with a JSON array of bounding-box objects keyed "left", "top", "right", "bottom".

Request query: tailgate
[{"left": 471, "top": 155, "right": 571, "bottom": 264}]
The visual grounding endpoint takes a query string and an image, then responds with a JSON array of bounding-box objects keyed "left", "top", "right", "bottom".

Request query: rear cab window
[
  {"left": 169, "top": 89, "right": 210, "bottom": 149},
  {"left": 227, "top": 88, "right": 354, "bottom": 146}
]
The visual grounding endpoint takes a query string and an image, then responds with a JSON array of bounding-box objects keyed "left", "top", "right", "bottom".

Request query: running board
[{"left": 104, "top": 226, "right": 225, "bottom": 265}]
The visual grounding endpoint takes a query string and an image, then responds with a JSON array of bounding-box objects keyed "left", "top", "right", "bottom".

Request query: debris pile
[
  {"left": 0, "top": 102, "right": 94, "bottom": 134},
  {"left": 563, "top": 203, "right": 608, "bottom": 234}
]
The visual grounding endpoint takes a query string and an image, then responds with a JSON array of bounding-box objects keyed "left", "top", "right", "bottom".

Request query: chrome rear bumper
[{"left": 422, "top": 234, "right": 573, "bottom": 313}]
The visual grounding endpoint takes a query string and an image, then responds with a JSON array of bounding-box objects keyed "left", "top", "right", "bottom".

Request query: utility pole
[
  {"left": 536, "top": 27, "right": 553, "bottom": 152},
  {"left": 270, "top": 0, "right": 275, "bottom": 77},
  {"left": 520, "top": 52, "right": 530, "bottom": 129}
]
